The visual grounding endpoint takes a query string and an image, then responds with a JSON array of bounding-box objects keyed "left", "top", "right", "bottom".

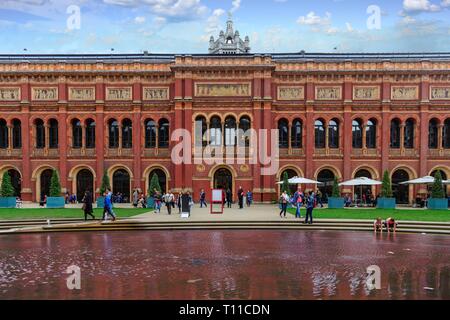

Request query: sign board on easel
[{"left": 211, "top": 189, "right": 224, "bottom": 214}]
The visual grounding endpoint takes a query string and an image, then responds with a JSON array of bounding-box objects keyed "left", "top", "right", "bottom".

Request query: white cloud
[
  {"left": 441, "top": 0, "right": 450, "bottom": 7},
  {"left": 401, "top": 0, "right": 441, "bottom": 15},
  {"left": 297, "top": 11, "right": 331, "bottom": 26},
  {"left": 134, "top": 16, "right": 146, "bottom": 24},
  {"left": 345, "top": 22, "right": 353, "bottom": 32},
  {"left": 201, "top": 8, "right": 225, "bottom": 41},
  {"left": 231, "top": 0, "right": 241, "bottom": 13}
]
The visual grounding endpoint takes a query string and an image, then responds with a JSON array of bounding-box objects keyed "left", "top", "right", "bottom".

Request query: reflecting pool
[{"left": 0, "top": 230, "right": 449, "bottom": 300}]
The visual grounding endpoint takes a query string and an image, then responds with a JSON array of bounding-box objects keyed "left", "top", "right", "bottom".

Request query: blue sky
[{"left": 0, "top": 0, "right": 449, "bottom": 54}]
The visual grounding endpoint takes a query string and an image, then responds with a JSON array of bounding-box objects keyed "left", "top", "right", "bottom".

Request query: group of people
[
  {"left": 65, "top": 192, "right": 78, "bottom": 204},
  {"left": 132, "top": 189, "right": 148, "bottom": 208},
  {"left": 373, "top": 217, "right": 398, "bottom": 233},
  {"left": 197, "top": 187, "right": 254, "bottom": 209},
  {"left": 344, "top": 191, "right": 376, "bottom": 207},
  {"left": 279, "top": 187, "right": 317, "bottom": 224},
  {"left": 151, "top": 188, "right": 193, "bottom": 215}
]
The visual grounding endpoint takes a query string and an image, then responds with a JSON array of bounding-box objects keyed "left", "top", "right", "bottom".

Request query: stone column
[
  {"left": 58, "top": 106, "right": 68, "bottom": 194},
  {"left": 21, "top": 106, "right": 32, "bottom": 201},
  {"left": 95, "top": 105, "right": 105, "bottom": 197},
  {"left": 133, "top": 106, "right": 142, "bottom": 191},
  {"left": 343, "top": 105, "right": 352, "bottom": 181}
]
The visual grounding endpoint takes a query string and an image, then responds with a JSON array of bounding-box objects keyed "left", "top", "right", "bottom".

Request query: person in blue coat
[{"left": 103, "top": 188, "right": 116, "bottom": 221}]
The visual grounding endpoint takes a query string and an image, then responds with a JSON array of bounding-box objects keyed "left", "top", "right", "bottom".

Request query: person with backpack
[
  {"left": 292, "top": 186, "right": 304, "bottom": 219},
  {"left": 279, "top": 191, "right": 289, "bottom": 218}
]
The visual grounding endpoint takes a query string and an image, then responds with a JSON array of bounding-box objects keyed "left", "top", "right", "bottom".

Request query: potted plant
[
  {"left": 428, "top": 170, "right": 448, "bottom": 210},
  {"left": 46, "top": 169, "right": 65, "bottom": 208},
  {"left": 97, "top": 170, "right": 111, "bottom": 209},
  {"left": 377, "top": 170, "right": 396, "bottom": 209},
  {"left": 147, "top": 173, "right": 162, "bottom": 208},
  {"left": 328, "top": 176, "right": 344, "bottom": 208},
  {"left": 0, "top": 171, "right": 16, "bottom": 208}
]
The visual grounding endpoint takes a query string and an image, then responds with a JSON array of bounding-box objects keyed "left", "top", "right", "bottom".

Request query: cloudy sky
[{"left": 0, "top": 0, "right": 449, "bottom": 54}]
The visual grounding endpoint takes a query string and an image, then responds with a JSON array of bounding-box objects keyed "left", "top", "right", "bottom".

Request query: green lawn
[
  {"left": 0, "top": 208, "right": 151, "bottom": 220},
  {"left": 287, "top": 208, "right": 450, "bottom": 222}
]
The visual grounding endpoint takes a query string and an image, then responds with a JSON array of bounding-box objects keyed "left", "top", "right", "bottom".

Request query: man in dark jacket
[
  {"left": 238, "top": 186, "right": 244, "bottom": 209},
  {"left": 82, "top": 191, "right": 95, "bottom": 220}
]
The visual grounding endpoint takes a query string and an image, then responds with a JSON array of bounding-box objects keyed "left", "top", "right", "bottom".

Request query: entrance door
[
  {"left": 317, "top": 169, "right": 335, "bottom": 203},
  {"left": 214, "top": 168, "right": 233, "bottom": 192},
  {"left": 8, "top": 169, "right": 21, "bottom": 197},
  {"left": 354, "top": 169, "right": 373, "bottom": 201},
  {"left": 76, "top": 169, "right": 94, "bottom": 202},
  {"left": 113, "top": 169, "right": 130, "bottom": 203},
  {"left": 40, "top": 169, "right": 53, "bottom": 201},
  {"left": 392, "top": 169, "right": 410, "bottom": 204}
]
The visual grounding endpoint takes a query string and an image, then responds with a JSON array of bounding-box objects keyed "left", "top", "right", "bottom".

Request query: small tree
[
  {"left": 431, "top": 170, "right": 445, "bottom": 199},
  {"left": 49, "top": 169, "right": 62, "bottom": 197},
  {"left": 149, "top": 173, "right": 161, "bottom": 196},
  {"left": 281, "top": 172, "right": 290, "bottom": 195},
  {"left": 331, "top": 176, "right": 340, "bottom": 197},
  {"left": 99, "top": 170, "right": 111, "bottom": 195},
  {"left": 0, "top": 171, "right": 15, "bottom": 197},
  {"left": 381, "top": 170, "right": 393, "bottom": 198}
]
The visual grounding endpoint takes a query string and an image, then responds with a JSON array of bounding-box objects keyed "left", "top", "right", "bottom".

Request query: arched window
[
  {"left": 428, "top": 119, "right": 439, "bottom": 149},
  {"left": 224, "top": 116, "right": 237, "bottom": 146},
  {"left": 278, "top": 119, "right": 288, "bottom": 148},
  {"left": 314, "top": 119, "right": 325, "bottom": 148},
  {"left": 158, "top": 119, "right": 169, "bottom": 148},
  {"left": 291, "top": 119, "right": 302, "bottom": 148},
  {"left": 108, "top": 119, "right": 119, "bottom": 148},
  {"left": 239, "top": 116, "right": 251, "bottom": 147},
  {"left": 194, "top": 116, "right": 207, "bottom": 147},
  {"left": 49, "top": 119, "right": 58, "bottom": 149},
  {"left": 210, "top": 116, "right": 222, "bottom": 146},
  {"left": 12, "top": 119, "right": 21, "bottom": 149},
  {"left": 0, "top": 119, "right": 7, "bottom": 149},
  {"left": 352, "top": 119, "right": 363, "bottom": 149},
  {"left": 390, "top": 119, "right": 401, "bottom": 148},
  {"left": 122, "top": 119, "right": 132, "bottom": 149},
  {"left": 85, "top": 119, "right": 96, "bottom": 149},
  {"left": 72, "top": 118, "right": 82, "bottom": 148},
  {"left": 444, "top": 119, "right": 450, "bottom": 149},
  {"left": 35, "top": 119, "right": 45, "bottom": 149},
  {"left": 328, "top": 119, "right": 339, "bottom": 149},
  {"left": 366, "top": 119, "right": 377, "bottom": 149},
  {"left": 145, "top": 119, "right": 157, "bottom": 148},
  {"left": 404, "top": 118, "right": 415, "bottom": 149}
]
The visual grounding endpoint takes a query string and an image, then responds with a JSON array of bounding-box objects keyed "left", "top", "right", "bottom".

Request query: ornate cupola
[{"left": 208, "top": 13, "right": 251, "bottom": 55}]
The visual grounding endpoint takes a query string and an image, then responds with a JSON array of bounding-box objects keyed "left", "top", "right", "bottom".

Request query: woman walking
[
  {"left": 279, "top": 191, "right": 289, "bottom": 218},
  {"left": 82, "top": 191, "right": 95, "bottom": 221}
]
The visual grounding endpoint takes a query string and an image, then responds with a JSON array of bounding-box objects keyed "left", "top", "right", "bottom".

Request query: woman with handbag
[{"left": 82, "top": 191, "right": 95, "bottom": 221}]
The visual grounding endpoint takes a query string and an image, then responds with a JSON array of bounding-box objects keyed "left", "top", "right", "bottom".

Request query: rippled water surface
[{"left": 0, "top": 230, "right": 449, "bottom": 300}]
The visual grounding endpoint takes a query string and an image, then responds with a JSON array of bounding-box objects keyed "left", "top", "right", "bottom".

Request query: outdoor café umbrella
[
  {"left": 339, "top": 177, "right": 382, "bottom": 206},
  {"left": 276, "top": 177, "right": 323, "bottom": 185},
  {"left": 399, "top": 176, "right": 450, "bottom": 185}
]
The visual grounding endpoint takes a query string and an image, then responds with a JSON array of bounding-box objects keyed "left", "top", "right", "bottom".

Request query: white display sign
[{"left": 212, "top": 189, "right": 223, "bottom": 202}]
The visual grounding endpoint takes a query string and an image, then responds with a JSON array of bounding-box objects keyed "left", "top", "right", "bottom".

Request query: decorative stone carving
[
  {"left": 430, "top": 86, "right": 450, "bottom": 100},
  {"left": 315, "top": 86, "right": 342, "bottom": 100},
  {"left": 0, "top": 87, "right": 20, "bottom": 101},
  {"left": 196, "top": 164, "right": 206, "bottom": 173},
  {"left": 277, "top": 86, "right": 304, "bottom": 100},
  {"left": 106, "top": 87, "right": 132, "bottom": 101},
  {"left": 69, "top": 87, "right": 95, "bottom": 101},
  {"left": 32, "top": 87, "right": 58, "bottom": 101},
  {"left": 143, "top": 87, "right": 169, "bottom": 101},
  {"left": 240, "top": 164, "right": 250, "bottom": 173},
  {"left": 391, "top": 86, "right": 418, "bottom": 100},
  {"left": 195, "top": 83, "right": 251, "bottom": 97},
  {"left": 353, "top": 86, "right": 380, "bottom": 100}
]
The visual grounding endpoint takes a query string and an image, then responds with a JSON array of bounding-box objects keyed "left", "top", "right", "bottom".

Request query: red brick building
[{"left": 0, "top": 51, "right": 449, "bottom": 204}]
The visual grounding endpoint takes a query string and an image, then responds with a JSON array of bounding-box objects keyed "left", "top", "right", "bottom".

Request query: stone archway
[
  {"left": 112, "top": 169, "right": 131, "bottom": 203},
  {"left": 76, "top": 169, "right": 94, "bottom": 202}
]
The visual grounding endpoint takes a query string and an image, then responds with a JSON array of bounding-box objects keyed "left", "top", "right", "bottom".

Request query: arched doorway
[
  {"left": 354, "top": 169, "right": 373, "bottom": 202},
  {"left": 40, "top": 169, "right": 53, "bottom": 202},
  {"left": 149, "top": 169, "right": 167, "bottom": 193},
  {"left": 76, "top": 169, "right": 94, "bottom": 202},
  {"left": 8, "top": 169, "right": 21, "bottom": 197},
  {"left": 392, "top": 169, "right": 410, "bottom": 204},
  {"left": 112, "top": 169, "right": 130, "bottom": 203},
  {"left": 317, "top": 169, "right": 335, "bottom": 203},
  {"left": 214, "top": 168, "right": 233, "bottom": 192},
  {"left": 279, "top": 169, "right": 298, "bottom": 195}
]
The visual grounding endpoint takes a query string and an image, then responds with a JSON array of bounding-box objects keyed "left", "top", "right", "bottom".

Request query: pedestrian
[
  {"left": 293, "top": 186, "right": 304, "bottom": 219},
  {"left": 82, "top": 191, "right": 95, "bottom": 220},
  {"left": 238, "top": 186, "right": 244, "bottom": 209},
  {"left": 164, "top": 190, "right": 174, "bottom": 215},
  {"left": 103, "top": 188, "right": 116, "bottom": 222},
  {"left": 132, "top": 189, "right": 139, "bottom": 208},
  {"left": 154, "top": 190, "right": 162, "bottom": 213},
  {"left": 279, "top": 191, "right": 289, "bottom": 218},
  {"left": 316, "top": 189, "right": 324, "bottom": 208},
  {"left": 199, "top": 189, "right": 207, "bottom": 208},
  {"left": 246, "top": 190, "right": 253, "bottom": 207},
  {"left": 226, "top": 188, "right": 232, "bottom": 208},
  {"left": 304, "top": 191, "right": 314, "bottom": 225}
]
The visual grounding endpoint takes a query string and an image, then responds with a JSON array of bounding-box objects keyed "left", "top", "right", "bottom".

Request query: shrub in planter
[
  {"left": 0, "top": 171, "right": 16, "bottom": 208},
  {"left": 377, "top": 170, "right": 396, "bottom": 209},
  {"left": 328, "top": 177, "right": 344, "bottom": 208},
  {"left": 46, "top": 169, "right": 65, "bottom": 208},
  {"left": 428, "top": 171, "right": 448, "bottom": 210},
  {"left": 97, "top": 170, "right": 111, "bottom": 209}
]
